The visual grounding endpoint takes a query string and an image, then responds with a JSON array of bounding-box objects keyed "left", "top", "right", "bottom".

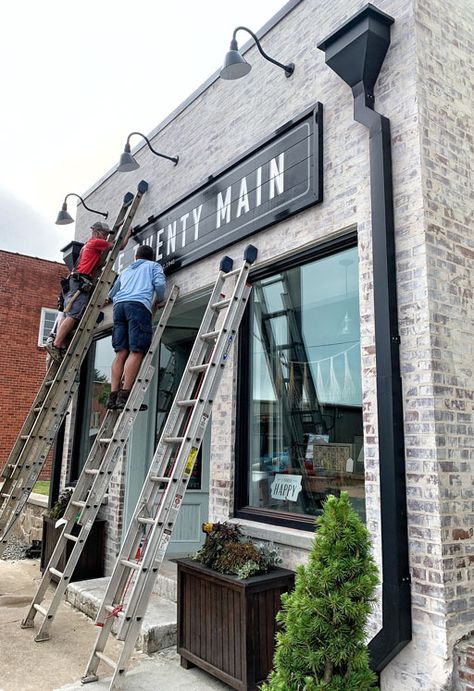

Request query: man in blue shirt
[{"left": 107, "top": 244, "right": 166, "bottom": 409}]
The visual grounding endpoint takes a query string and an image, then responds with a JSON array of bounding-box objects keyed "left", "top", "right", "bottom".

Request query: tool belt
[{"left": 69, "top": 272, "right": 94, "bottom": 293}]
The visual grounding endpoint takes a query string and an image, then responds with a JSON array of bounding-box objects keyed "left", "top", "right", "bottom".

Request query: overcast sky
[{"left": 0, "top": 0, "right": 287, "bottom": 263}]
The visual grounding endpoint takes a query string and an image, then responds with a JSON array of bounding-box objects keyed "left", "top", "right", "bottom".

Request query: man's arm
[
  {"left": 118, "top": 226, "right": 135, "bottom": 251},
  {"left": 108, "top": 276, "right": 121, "bottom": 301},
  {"left": 152, "top": 263, "right": 166, "bottom": 302}
]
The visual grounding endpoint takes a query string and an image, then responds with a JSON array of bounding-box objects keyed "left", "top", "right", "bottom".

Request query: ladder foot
[
  {"left": 34, "top": 631, "right": 51, "bottom": 642},
  {"left": 81, "top": 674, "right": 99, "bottom": 685},
  {"left": 20, "top": 618, "right": 34, "bottom": 629}
]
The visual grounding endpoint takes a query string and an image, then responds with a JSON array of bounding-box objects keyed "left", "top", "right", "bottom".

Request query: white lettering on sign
[
  {"left": 270, "top": 474, "right": 302, "bottom": 503},
  {"left": 269, "top": 153, "right": 285, "bottom": 199},
  {"left": 192, "top": 204, "right": 203, "bottom": 240},
  {"left": 216, "top": 186, "right": 232, "bottom": 228}
]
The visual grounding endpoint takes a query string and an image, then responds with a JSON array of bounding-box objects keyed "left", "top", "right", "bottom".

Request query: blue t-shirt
[{"left": 108, "top": 259, "right": 166, "bottom": 312}]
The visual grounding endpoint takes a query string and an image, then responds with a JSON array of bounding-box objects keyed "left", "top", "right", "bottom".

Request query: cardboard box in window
[{"left": 312, "top": 443, "right": 352, "bottom": 473}]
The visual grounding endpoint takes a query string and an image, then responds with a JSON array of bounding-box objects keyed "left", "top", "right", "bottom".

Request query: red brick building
[{"left": 0, "top": 250, "right": 67, "bottom": 478}]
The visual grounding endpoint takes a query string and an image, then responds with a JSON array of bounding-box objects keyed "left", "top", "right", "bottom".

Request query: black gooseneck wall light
[
  {"left": 55, "top": 193, "right": 108, "bottom": 226},
  {"left": 118, "top": 132, "right": 179, "bottom": 173},
  {"left": 220, "top": 26, "right": 295, "bottom": 80}
]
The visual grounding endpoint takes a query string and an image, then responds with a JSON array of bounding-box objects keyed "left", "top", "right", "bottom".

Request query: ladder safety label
[
  {"left": 222, "top": 335, "right": 234, "bottom": 361},
  {"left": 173, "top": 494, "right": 183, "bottom": 509},
  {"left": 198, "top": 412, "right": 209, "bottom": 432},
  {"left": 184, "top": 447, "right": 199, "bottom": 476}
]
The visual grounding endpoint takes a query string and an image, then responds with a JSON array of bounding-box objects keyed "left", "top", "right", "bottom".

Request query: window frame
[
  {"left": 38, "top": 307, "right": 58, "bottom": 347},
  {"left": 235, "top": 229, "right": 359, "bottom": 531}
]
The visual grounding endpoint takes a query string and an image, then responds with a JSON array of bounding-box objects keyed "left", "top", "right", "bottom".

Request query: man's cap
[{"left": 91, "top": 221, "right": 114, "bottom": 234}]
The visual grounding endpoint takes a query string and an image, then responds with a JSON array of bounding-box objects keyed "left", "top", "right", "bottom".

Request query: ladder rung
[
  {"left": 201, "top": 330, "right": 219, "bottom": 341},
  {"left": 64, "top": 533, "right": 78, "bottom": 542},
  {"left": 189, "top": 363, "right": 209, "bottom": 373},
  {"left": 177, "top": 399, "right": 197, "bottom": 407},
  {"left": 95, "top": 651, "right": 117, "bottom": 670},
  {"left": 212, "top": 298, "right": 230, "bottom": 310},
  {"left": 49, "top": 567, "right": 63, "bottom": 579},
  {"left": 121, "top": 559, "right": 141, "bottom": 571},
  {"left": 33, "top": 407, "right": 42, "bottom": 413},
  {"left": 84, "top": 469, "right": 100, "bottom": 475},
  {"left": 20, "top": 435, "right": 29, "bottom": 440},
  {"left": 164, "top": 437, "right": 184, "bottom": 444},
  {"left": 99, "top": 438, "right": 112, "bottom": 444},
  {"left": 71, "top": 500, "right": 86, "bottom": 508},
  {"left": 1, "top": 492, "right": 11, "bottom": 499},
  {"left": 150, "top": 476, "right": 171, "bottom": 483},
  {"left": 45, "top": 380, "right": 54, "bottom": 387},
  {"left": 33, "top": 604, "right": 48, "bottom": 617},
  {"left": 137, "top": 516, "right": 155, "bottom": 525}
]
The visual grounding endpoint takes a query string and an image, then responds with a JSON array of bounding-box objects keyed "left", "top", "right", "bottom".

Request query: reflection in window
[
  {"left": 78, "top": 337, "right": 114, "bottom": 470},
  {"left": 246, "top": 247, "right": 365, "bottom": 522}
]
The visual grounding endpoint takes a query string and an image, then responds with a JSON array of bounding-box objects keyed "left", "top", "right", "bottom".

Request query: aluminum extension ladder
[
  {"left": 82, "top": 245, "right": 257, "bottom": 690},
  {"left": 0, "top": 180, "right": 149, "bottom": 556},
  {"left": 20, "top": 285, "right": 179, "bottom": 642}
]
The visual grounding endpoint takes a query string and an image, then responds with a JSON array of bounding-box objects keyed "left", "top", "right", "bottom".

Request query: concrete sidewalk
[{"left": 0, "top": 559, "right": 229, "bottom": 691}]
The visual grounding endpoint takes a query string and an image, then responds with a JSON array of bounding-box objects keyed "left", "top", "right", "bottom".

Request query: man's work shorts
[
  {"left": 112, "top": 301, "right": 153, "bottom": 353},
  {"left": 63, "top": 276, "right": 89, "bottom": 321}
]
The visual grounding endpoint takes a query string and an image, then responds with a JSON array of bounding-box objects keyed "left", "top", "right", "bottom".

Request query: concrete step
[{"left": 66, "top": 576, "right": 177, "bottom": 654}]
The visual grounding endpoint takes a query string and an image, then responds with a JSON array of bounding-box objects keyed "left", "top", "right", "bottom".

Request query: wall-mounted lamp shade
[
  {"left": 56, "top": 203, "right": 74, "bottom": 225},
  {"left": 55, "top": 193, "right": 108, "bottom": 226},
  {"left": 220, "top": 28, "right": 294, "bottom": 81},
  {"left": 118, "top": 146, "right": 140, "bottom": 173},
  {"left": 220, "top": 41, "right": 252, "bottom": 80},
  {"left": 117, "top": 132, "right": 179, "bottom": 173}
]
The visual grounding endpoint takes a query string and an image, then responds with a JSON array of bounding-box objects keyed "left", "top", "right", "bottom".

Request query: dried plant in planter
[
  {"left": 192, "top": 521, "right": 281, "bottom": 580},
  {"left": 47, "top": 488, "right": 73, "bottom": 520}
]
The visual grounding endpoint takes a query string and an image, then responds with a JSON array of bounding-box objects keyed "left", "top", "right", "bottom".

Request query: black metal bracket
[{"left": 318, "top": 3, "right": 411, "bottom": 672}]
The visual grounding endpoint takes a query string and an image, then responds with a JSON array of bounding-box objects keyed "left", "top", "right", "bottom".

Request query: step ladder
[
  {"left": 254, "top": 274, "right": 327, "bottom": 514},
  {"left": 20, "top": 285, "right": 179, "bottom": 642},
  {"left": 0, "top": 181, "right": 149, "bottom": 556},
  {"left": 82, "top": 245, "right": 257, "bottom": 690}
]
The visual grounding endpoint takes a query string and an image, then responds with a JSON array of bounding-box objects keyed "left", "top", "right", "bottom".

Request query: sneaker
[
  {"left": 45, "top": 341, "right": 64, "bottom": 363},
  {"left": 106, "top": 391, "right": 118, "bottom": 410},
  {"left": 116, "top": 389, "right": 131, "bottom": 410}
]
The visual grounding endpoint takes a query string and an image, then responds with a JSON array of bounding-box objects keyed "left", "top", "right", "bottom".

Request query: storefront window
[
  {"left": 239, "top": 245, "right": 365, "bottom": 526},
  {"left": 75, "top": 336, "right": 114, "bottom": 474}
]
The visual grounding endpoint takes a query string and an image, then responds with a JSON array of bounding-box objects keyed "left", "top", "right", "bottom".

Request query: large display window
[{"left": 236, "top": 240, "right": 365, "bottom": 529}]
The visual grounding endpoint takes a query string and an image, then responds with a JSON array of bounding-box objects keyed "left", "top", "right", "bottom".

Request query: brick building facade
[
  {"left": 55, "top": 0, "right": 474, "bottom": 688},
  {"left": 0, "top": 250, "right": 67, "bottom": 479}
]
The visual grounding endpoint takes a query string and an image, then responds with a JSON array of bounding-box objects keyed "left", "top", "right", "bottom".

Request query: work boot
[
  {"left": 116, "top": 389, "right": 131, "bottom": 410},
  {"left": 106, "top": 391, "right": 118, "bottom": 410},
  {"left": 45, "top": 341, "right": 64, "bottom": 363}
]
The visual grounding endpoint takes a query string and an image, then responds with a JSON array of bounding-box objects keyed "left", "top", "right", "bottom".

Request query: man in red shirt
[{"left": 47, "top": 221, "right": 133, "bottom": 362}]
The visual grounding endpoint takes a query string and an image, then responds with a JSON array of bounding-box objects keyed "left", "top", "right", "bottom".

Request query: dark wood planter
[
  {"left": 176, "top": 557, "right": 295, "bottom": 691},
  {"left": 40, "top": 516, "right": 105, "bottom": 583}
]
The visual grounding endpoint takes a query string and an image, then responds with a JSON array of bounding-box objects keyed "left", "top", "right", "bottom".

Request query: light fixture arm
[
  {"left": 126, "top": 132, "right": 179, "bottom": 165},
  {"left": 232, "top": 26, "right": 294, "bottom": 77},
  {"left": 63, "top": 193, "right": 108, "bottom": 219}
]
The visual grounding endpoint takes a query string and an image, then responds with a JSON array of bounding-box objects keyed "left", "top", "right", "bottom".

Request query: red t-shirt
[{"left": 76, "top": 237, "right": 112, "bottom": 276}]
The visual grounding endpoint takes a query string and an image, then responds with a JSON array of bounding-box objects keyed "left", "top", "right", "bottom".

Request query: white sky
[{"left": 0, "top": 0, "right": 287, "bottom": 262}]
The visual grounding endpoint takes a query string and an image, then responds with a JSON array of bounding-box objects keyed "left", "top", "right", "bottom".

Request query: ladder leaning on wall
[
  {"left": 0, "top": 180, "right": 149, "bottom": 558},
  {"left": 20, "top": 285, "right": 179, "bottom": 643},
  {"left": 81, "top": 245, "right": 258, "bottom": 690}
]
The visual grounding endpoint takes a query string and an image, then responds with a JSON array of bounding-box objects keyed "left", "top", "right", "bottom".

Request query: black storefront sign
[{"left": 120, "top": 102, "right": 323, "bottom": 274}]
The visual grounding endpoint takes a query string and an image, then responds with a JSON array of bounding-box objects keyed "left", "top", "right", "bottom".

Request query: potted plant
[
  {"left": 176, "top": 522, "right": 295, "bottom": 691},
  {"left": 40, "top": 487, "right": 105, "bottom": 582},
  {"left": 261, "top": 491, "right": 379, "bottom": 690}
]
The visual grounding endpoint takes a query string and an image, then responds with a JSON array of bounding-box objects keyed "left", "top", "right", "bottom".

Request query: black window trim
[{"left": 235, "top": 228, "right": 359, "bottom": 531}]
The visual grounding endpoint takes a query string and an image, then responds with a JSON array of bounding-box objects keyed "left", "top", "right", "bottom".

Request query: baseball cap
[{"left": 91, "top": 221, "right": 113, "bottom": 234}]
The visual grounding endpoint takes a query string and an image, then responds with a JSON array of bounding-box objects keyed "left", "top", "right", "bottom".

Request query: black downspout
[{"left": 318, "top": 4, "right": 411, "bottom": 671}]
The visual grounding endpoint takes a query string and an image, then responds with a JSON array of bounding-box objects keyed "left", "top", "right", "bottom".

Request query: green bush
[{"left": 261, "top": 492, "right": 379, "bottom": 691}]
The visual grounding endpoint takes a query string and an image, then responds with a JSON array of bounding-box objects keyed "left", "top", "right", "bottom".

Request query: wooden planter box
[
  {"left": 176, "top": 557, "right": 295, "bottom": 691},
  {"left": 40, "top": 516, "right": 105, "bottom": 583}
]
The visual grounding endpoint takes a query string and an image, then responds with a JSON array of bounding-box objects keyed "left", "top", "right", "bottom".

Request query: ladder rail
[
  {"left": 19, "top": 286, "right": 179, "bottom": 642},
  {"left": 0, "top": 182, "right": 149, "bottom": 553}
]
